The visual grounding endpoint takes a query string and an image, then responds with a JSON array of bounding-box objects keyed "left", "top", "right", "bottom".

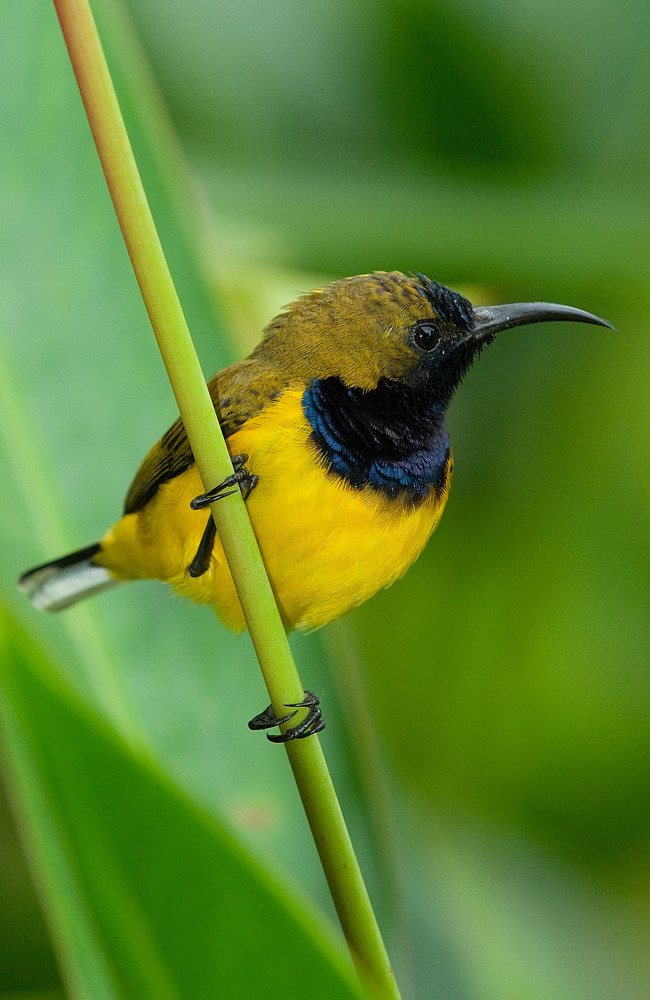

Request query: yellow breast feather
[{"left": 98, "top": 389, "right": 450, "bottom": 631}]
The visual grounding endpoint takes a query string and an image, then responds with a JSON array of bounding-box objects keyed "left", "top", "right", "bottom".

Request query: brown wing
[{"left": 123, "top": 358, "right": 287, "bottom": 515}]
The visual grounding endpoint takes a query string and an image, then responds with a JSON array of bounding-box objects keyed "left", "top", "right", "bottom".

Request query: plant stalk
[{"left": 53, "top": 1, "right": 401, "bottom": 995}]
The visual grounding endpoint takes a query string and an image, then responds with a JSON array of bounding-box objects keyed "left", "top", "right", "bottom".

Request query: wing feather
[{"left": 123, "top": 359, "right": 286, "bottom": 514}]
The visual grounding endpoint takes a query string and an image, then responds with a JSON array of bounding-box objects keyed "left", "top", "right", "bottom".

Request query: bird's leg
[
  {"left": 187, "top": 455, "right": 258, "bottom": 576},
  {"left": 187, "top": 515, "right": 217, "bottom": 578},
  {"left": 190, "top": 454, "right": 259, "bottom": 509},
  {"left": 248, "top": 690, "right": 325, "bottom": 743}
]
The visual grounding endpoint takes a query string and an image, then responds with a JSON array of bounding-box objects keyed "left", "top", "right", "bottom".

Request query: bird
[{"left": 19, "top": 272, "right": 610, "bottom": 736}]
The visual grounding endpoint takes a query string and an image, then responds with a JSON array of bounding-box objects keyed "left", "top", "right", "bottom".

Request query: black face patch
[
  {"left": 302, "top": 376, "right": 451, "bottom": 503},
  {"left": 414, "top": 273, "right": 474, "bottom": 332}
]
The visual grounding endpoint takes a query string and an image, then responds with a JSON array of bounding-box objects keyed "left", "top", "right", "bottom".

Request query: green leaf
[{"left": 0, "top": 607, "right": 365, "bottom": 1000}]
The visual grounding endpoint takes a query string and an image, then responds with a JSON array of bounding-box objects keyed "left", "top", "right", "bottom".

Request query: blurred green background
[{"left": 1, "top": 0, "right": 648, "bottom": 998}]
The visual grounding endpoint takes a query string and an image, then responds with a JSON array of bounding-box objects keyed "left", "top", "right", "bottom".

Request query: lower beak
[{"left": 472, "top": 301, "right": 614, "bottom": 339}]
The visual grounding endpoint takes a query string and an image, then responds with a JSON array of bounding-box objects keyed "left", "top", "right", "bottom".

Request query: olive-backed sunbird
[{"left": 19, "top": 272, "right": 611, "bottom": 633}]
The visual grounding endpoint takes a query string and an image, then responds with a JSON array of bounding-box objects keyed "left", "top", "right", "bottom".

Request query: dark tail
[{"left": 18, "top": 543, "right": 119, "bottom": 612}]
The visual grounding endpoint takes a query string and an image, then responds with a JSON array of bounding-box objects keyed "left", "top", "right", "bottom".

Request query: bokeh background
[{"left": 1, "top": 1, "right": 648, "bottom": 998}]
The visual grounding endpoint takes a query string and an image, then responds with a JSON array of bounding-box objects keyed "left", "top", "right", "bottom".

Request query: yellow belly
[{"left": 98, "top": 389, "right": 451, "bottom": 631}]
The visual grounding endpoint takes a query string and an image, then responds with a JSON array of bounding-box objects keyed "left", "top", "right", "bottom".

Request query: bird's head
[{"left": 257, "top": 271, "right": 611, "bottom": 409}]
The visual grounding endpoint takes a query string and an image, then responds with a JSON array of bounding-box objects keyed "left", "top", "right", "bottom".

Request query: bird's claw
[
  {"left": 248, "top": 690, "right": 325, "bottom": 742},
  {"left": 190, "top": 455, "right": 259, "bottom": 509}
]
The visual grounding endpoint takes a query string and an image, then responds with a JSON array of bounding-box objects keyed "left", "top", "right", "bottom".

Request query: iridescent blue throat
[{"left": 302, "top": 376, "right": 450, "bottom": 503}]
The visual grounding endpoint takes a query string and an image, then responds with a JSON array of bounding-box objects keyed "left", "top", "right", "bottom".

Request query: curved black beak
[{"left": 472, "top": 301, "right": 614, "bottom": 340}]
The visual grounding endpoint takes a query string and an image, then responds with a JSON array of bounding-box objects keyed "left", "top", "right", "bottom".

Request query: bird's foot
[
  {"left": 248, "top": 690, "right": 325, "bottom": 743},
  {"left": 190, "top": 454, "right": 259, "bottom": 509}
]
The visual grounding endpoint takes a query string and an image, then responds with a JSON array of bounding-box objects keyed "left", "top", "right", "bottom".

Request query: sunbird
[{"left": 19, "top": 272, "right": 610, "bottom": 738}]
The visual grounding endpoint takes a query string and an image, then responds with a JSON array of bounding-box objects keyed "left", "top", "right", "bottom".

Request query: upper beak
[{"left": 472, "top": 301, "right": 614, "bottom": 339}]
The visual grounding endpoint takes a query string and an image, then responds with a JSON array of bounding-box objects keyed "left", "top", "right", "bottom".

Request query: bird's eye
[{"left": 412, "top": 322, "right": 440, "bottom": 352}]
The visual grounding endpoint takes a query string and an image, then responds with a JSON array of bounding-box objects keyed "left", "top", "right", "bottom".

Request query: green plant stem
[{"left": 52, "top": 1, "right": 401, "bottom": 996}]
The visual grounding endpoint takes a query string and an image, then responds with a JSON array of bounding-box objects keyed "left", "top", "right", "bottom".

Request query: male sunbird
[{"left": 19, "top": 272, "right": 610, "bottom": 738}]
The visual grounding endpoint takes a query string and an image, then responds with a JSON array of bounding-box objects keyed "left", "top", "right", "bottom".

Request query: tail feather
[{"left": 18, "top": 543, "right": 119, "bottom": 612}]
